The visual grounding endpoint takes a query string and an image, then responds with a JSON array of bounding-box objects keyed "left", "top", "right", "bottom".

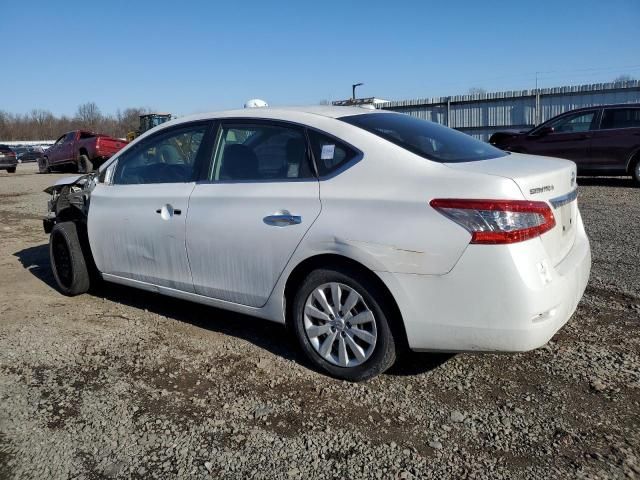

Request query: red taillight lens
[{"left": 430, "top": 198, "right": 556, "bottom": 244}]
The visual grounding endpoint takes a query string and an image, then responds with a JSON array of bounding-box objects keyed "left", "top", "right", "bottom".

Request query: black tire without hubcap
[
  {"left": 292, "top": 266, "right": 397, "bottom": 382},
  {"left": 49, "top": 222, "right": 90, "bottom": 296},
  {"left": 78, "top": 154, "right": 93, "bottom": 173},
  {"left": 632, "top": 159, "right": 640, "bottom": 186},
  {"left": 7, "top": 167, "right": 16, "bottom": 173},
  {"left": 39, "top": 157, "right": 51, "bottom": 174}
]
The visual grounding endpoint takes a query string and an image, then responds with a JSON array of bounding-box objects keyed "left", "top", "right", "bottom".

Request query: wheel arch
[{"left": 282, "top": 253, "right": 409, "bottom": 351}]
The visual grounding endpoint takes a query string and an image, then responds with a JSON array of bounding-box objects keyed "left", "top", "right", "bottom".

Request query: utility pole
[{"left": 352, "top": 83, "right": 364, "bottom": 100}]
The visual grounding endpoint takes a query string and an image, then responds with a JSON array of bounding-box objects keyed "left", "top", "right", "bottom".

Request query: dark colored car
[
  {"left": 0, "top": 145, "right": 18, "bottom": 173},
  {"left": 18, "top": 149, "right": 45, "bottom": 163},
  {"left": 490, "top": 104, "right": 640, "bottom": 184}
]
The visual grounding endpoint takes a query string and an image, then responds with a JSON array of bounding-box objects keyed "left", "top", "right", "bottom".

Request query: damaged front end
[{"left": 43, "top": 174, "right": 98, "bottom": 233}]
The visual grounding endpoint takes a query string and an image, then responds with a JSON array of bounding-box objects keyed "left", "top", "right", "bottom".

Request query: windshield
[{"left": 340, "top": 113, "right": 508, "bottom": 163}]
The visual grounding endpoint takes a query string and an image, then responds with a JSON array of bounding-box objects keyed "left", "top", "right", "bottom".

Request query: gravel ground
[{"left": 0, "top": 163, "right": 638, "bottom": 479}]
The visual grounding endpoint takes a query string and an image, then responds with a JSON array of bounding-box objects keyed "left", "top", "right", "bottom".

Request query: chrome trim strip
[{"left": 549, "top": 188, "right": 578, "bottom": 209}]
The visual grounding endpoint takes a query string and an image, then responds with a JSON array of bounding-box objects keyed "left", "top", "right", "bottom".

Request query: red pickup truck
[{"left": 39, "top": 130, "right": 127, "bottom": 173}]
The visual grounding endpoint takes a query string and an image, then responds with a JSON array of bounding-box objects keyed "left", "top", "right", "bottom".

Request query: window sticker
[{"left": 320, "top": 144, "right": 335, "bottom": 160}]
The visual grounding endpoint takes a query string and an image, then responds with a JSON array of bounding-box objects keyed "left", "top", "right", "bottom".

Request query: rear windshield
[{"left": 340, "top": 113, "right": 508, "bottom": 163}]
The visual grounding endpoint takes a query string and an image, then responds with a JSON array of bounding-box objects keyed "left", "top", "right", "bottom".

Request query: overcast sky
[{"left": 2, "top": 0, "right": 639, "bottom": 116}]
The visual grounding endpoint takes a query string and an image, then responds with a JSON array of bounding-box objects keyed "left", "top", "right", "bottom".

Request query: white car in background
[{"left": 44, "top": 106, "right": 591, "bottom": 381}]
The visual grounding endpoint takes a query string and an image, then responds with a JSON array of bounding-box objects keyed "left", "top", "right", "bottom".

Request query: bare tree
[
  {"left": 0, "top": 104, "right": 155, "bottom": 141},
  {"left": 614, "top": 74, "right": 635, "bottom": 82},
  {"left": 75, "top": 102, "right": 102, "bottom": 130}
]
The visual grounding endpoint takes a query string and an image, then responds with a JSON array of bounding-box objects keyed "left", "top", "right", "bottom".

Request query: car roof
[
  {"left": 164, "top": 105, "right": 385, "bottom": 128},
  {"left": 563, "top": 103, "right": 640, "bottom": 114}
]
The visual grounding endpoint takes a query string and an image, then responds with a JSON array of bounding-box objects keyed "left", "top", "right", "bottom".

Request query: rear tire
[
  {"left": 49, "top": 222, "right": 90, "bottom": 296},
  {"left": 78, "top": 155, "right": 94, "bottom": 173},
  {"left": 7, "top": 167, "right": 16, "bottom": 173},
  {"left": 292, "top": 266, "right": 397, "bottom": 382},
  {"left": 632, "top": 157, "right": 640, "bottom": 186}
]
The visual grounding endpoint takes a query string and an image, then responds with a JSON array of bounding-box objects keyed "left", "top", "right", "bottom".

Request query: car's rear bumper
[
  {"left": 0, "top": 161, "right": 17, "bottom": 168},
  {"left": 377, "top": 212, "right": 591, "bottom": 352}
]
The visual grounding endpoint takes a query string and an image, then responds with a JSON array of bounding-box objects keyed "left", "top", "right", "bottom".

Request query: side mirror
[{"left": 536, "top": 126, "right": 554, "bottom": 136}]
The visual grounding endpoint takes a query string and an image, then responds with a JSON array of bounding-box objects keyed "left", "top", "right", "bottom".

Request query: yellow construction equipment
[{"left": 127, "top": 113, "right": 172, "bottom": 142}]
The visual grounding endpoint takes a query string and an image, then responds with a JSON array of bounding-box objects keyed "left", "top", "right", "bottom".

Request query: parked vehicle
[
  {"left": 18, "top": 148, "right": 45, "bottom": 163},
  {"left": 0, "top": 145, "right": 18, "bottom": 173},
  {"left": 126, "top": 113, "right": 172, "bottom": 142},
  {"left": 43, "top": 107, "right": 591, "bottom": 381},
  {"left": 39, "top": 130, "right": 127, "bottom": 174},
  {"left": 489, "top": 104, "right": 640, "bottom": 184}
]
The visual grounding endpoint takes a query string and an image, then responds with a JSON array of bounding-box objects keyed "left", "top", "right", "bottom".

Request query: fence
[{"left": 377, "top": 80, "right": 640, "bottom": 141}]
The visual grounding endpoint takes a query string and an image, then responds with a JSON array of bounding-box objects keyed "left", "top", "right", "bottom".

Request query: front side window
[
  {"left": 600, "top": 108, "right": 640, "bottom": 130},
  {"left": 340, "top": 113, "right": 507, "bottom": 163},
  {"left": 211, "top": 123, "right": 313, "bottom": 181},
  {"left": 548, "top": 111, "right": 596, "bottom": 133},
  {"left": 113, "top": 124, "right": 206, "bottom": 185},
  {"left": 64, "top": 132, "right": 76, "bottom": 143}
]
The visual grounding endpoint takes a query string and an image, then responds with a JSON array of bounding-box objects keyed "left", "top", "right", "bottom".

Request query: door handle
[
  {"left": 263, "top": 210, "right": 302, "bottom": 227},
  {"left": 155, "top": 204, "right": 181, "bottom": 219}
]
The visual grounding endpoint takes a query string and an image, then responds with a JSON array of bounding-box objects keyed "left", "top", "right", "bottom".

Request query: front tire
[
  {"left": 39, "top": 157, "right": 51, "bottom": 174},
  {"left": 78, "top": 155, "right": 93, "bottom": 173},
  {"left": 49, "top": 222, "right": 90, "bottom": 296},
  {"left": 292, "top": 266, "right": 397, "bottom": 381},
  {"left": 7, "top": 167, "right": 16, "bottom": 173}
]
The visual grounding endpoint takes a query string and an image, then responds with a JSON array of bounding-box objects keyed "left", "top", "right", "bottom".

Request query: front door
[
  {"left": 88, "top": 122, "right": 210, "bottom": 291},
  {"left": 528, "top": 110, "right": 598, "bottom": 167},
  {"left": 186, "top": 120, "right": 321, "bottom": 307}
]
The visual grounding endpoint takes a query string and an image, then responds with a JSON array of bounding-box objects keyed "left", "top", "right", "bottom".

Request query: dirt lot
[{"left": 0, "top": 163, "right": 639, "bottom": 479}]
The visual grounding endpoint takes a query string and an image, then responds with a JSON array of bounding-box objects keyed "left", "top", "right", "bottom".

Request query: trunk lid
[{"left": 446, "top": 153, "right": 578, "bottom": 266}]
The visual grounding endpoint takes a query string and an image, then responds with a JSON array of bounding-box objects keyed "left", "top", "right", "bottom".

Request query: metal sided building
[{"left": 377, "top": 80, "right": 640, "bottom": 141}]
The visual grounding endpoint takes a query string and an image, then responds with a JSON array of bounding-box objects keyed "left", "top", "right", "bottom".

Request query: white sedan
[{"left": 45, "top": 106, "right": 591, "bottom": 381}]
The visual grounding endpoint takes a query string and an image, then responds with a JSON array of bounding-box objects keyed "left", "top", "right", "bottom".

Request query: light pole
[{"left": 352, "top": 83, "right": 364, "bottom": 100}]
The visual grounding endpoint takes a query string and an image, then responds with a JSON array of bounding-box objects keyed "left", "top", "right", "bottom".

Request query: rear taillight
[{"left": 430, "top": 198, "right": 556, "bottom": 245}]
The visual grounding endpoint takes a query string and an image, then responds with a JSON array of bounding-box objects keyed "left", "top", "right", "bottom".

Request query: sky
[{"left": 1, "top": 0, "right": 639, "bottom": 117}]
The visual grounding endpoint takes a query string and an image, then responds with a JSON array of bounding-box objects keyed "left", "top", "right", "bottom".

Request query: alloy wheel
[{"left": 303, "top": 282, "right": 377, "bottom": 368}]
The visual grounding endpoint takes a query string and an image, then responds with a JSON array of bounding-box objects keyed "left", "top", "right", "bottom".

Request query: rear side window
[
  {"left": 79, "top": 132, "right": 96, "bottom": 139},
  {"left": 307, "top": 130, "right": 358, "bottom": 176},
  {"left": 340, "top": 113, "right": 507, "bottom": 163},
  {"left": 601, "top": 108, "right": 640, "bottom": 130},
  {"left": 211, "top": 123, "right": 314, "bottom": 181}
]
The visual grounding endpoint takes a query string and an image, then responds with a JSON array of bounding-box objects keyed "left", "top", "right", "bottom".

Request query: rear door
[
  {"left": 527, "top": 110, "right": 598, "bottom": 167},
  {"left": 186, "top": 120, "right": 321, "bottom": 307},
  {"left": 589, "top": 107, "right": 640, "bottom": 172},
  {"left": 88, "top": 122, "right": 211, "bottom": 291}
]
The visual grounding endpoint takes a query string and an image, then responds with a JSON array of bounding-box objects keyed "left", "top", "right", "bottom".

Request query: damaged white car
[{"left": 44, "top": 106, "right": 591, "bottom": 381}]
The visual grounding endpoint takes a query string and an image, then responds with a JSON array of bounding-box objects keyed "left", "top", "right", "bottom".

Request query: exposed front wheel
[
  {"left": 49, "top": 222, "right": 91, "bottom": 296},
  {"left": 6, "top": 167, "right": 16, "bottom": 173},
  {"left": 292, "top": 266, "right": 397, "bottom": 381}
]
